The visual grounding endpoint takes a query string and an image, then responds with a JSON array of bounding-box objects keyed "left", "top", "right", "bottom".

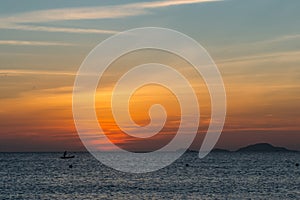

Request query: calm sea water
[{"left": 0, "top": 152, "right": 299, "bottom": 199}]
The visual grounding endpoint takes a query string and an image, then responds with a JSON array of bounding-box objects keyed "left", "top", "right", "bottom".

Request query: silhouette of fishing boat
[
  {"left": 60, "top": 151, "right": 75, "bottom": 159},
  {"left": 60, "top": 155, "right": 75, "bottom": 159}
]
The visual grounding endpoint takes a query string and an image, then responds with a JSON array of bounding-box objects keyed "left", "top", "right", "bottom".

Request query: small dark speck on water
[
  {"left": 185, "top": 164, "right": 189, "bottom": 167},
  {"left": 69, "top": 164, "right": 73, "bottom": 168},
  {"left": 296, "top": 163, "right": 299, "bottom": 167}
]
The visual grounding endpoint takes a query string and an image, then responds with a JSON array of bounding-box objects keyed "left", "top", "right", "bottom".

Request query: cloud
[
  {"left": 217, "top": 50, "right": 300, "bottom": 64},
  {"left": 4, "top": 24, "right": 118, "bottom": 34},
  {"left": 0, "top": 69, "right": 76, "bottom": 76},
  {"left": 140, "top": 0, "right": 222, "bottom": 8},
  {"left": 0, "top": 40, "right": 74, "bottom": 46},
  {"left": 1, "top": 5, "right": 147, "bottom": 24},
  {"left": 0, "top": 0, "right": 221, "bottom": 34},
  {"left": 252, "top": 34, "right": 300, "bottom": 45}
]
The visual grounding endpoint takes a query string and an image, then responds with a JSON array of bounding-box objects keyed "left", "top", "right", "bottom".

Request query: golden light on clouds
[
  {"left": 93, "top": 49, "right": 211, "bottom": 151},
  {"left": 1, "top": 0, "right": 300, "bottom": 152},
  {"left": 1, "top": 48, "right": 300, "bottom": 151}
]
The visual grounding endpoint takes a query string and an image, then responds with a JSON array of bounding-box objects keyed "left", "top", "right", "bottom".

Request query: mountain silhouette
[
  {"left": 183, "top": 143, "right": 298, "bottom": 153},
  {"left": 236, "top": 143, "right": 296, "bottom": 152}
]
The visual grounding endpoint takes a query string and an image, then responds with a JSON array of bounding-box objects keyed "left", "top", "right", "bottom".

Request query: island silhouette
[
  {"left": 120, "top": 143, "right": 298, "bottom": 153},
  {"left": 235, "top": 143, "right": 297, "bottom": 152},
  {"left": 185, "top": 143, "right": 298, "bottom": 153}
]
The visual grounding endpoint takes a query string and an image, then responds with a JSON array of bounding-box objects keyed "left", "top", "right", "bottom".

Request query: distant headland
[
  {"left": 187, "top": 143, "right": 298, "bottom": 153},
  {"left": 235, "top": 143, "right": 297, "bottom": 152}
]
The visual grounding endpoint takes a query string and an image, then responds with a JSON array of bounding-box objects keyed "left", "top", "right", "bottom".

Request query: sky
[{"left": 0, "top": 0, "right": 300, "bottom": 152}]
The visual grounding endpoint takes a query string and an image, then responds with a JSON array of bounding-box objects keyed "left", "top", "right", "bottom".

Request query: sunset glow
[{"left": 0, "top": 0, "right": 299, "bottom": 152}]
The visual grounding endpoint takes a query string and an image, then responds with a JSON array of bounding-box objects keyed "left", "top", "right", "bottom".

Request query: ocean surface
[{"left": 0, "top": 152, "right": 299, "bottom": 199}]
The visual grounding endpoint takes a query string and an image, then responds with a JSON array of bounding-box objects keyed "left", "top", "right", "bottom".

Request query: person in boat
[{"left": 61, "top": 151, "right": 74, "bottom": 159}]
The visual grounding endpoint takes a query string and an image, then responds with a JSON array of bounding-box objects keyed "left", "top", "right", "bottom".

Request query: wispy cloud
[
  {"left": 0, "top": 69, "right": 76, "bottom": 76},
  {"left": 0, "top": 0, "right": 221, "bottom": 34},
  {"left": 0, "top": 40, "right": 74, "bottom": 46},
  {"left": 253, "top": 34, "right": 300, "bottom": 45},
  {"left": 4, "top": 24, "right": 119, "bottom": 34},
  {"left": 141, "top": 0, "right": 221, "bottom": 8},
  {"left": 217, "top": 50, "right": 300, "bottom": 64}
]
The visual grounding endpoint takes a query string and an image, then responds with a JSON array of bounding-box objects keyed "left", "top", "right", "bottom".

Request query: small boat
[
  {"left": 60, "top": 155, "right": 75, "bottom": 159},
  {"left": 60, "top": 151, "right": 74, "bottom": 159}
]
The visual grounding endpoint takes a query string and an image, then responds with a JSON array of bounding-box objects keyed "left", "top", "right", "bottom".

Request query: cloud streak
[
  {"left": 0, "top": 0, "right": 221, "bottom": 34},
  {"left": 217, "top": 51, "right": 300, "bottom": 64},
  {"left": 4, "top": 24, "right": 118, "bottom": 34},
  {"left": 217, "top": 50, "right": 300, "bottom": 64},
  {"left": 0, "top": 40, "right": 74, "bottom": 46},
  {"left": 141, "top": 0, "right": 221, "bottom": 8},
  {"left": 0, "top": 69, "right": 76, "bottom": 76},
  {"left": 253, "top": 34, "right": 300, "bottom": 45}
]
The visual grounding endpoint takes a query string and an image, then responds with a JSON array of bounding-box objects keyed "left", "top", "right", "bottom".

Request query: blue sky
[{"left": 0, "top": 0, "right": 299, "bottom": 67}]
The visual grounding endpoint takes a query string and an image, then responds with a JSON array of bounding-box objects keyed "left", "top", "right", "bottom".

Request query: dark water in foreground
[{"left": 0, "top": 152, "right": 299, "bottom": 199}]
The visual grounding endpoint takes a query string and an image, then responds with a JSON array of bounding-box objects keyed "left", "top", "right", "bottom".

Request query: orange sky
[
  {"left": 0, "top": 0, "right": 300, "bottom": 152},
  {"left": 1, "top": 49, "right": 300, "bottom": 152}
]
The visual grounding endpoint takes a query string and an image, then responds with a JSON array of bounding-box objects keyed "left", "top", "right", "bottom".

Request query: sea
[{"left": 0, "top": 152, "right": 299, "bottom": 199}]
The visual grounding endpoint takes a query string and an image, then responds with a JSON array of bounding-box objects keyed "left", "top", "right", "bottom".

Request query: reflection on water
[{"left": 0, "top": 152, "right": 299, "bottom": 199}]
